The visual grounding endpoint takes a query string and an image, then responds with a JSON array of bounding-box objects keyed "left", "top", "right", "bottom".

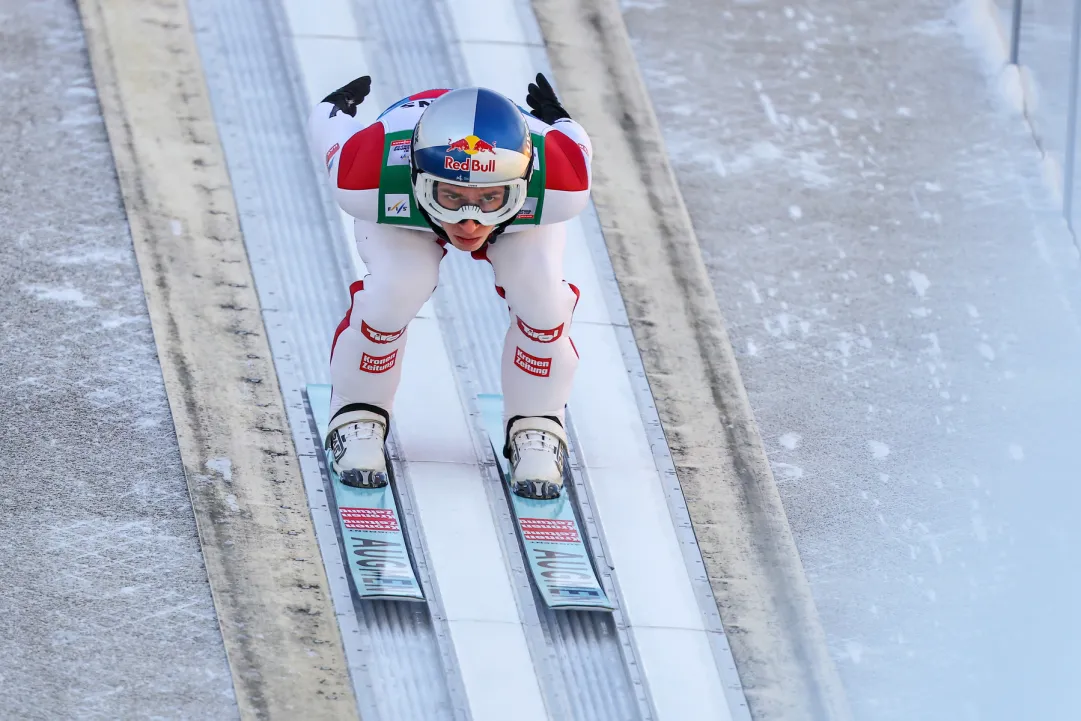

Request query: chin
[{"left": 454, "top": 236, "right": 487, "bottom": 251}]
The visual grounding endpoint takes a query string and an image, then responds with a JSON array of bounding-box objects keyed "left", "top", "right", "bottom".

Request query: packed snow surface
[{"left": 623, "top": 0, "right": 1081, "bottom": 718}]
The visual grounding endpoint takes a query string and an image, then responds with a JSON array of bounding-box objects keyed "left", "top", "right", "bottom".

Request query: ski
[
  {"left": 478, "top": 394, "right": 613, "bottom": 611},
  {"left": 306, "top": 384, "right": 425, "bottom": 602}
]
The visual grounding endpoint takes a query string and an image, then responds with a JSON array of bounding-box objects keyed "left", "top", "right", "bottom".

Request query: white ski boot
[
  {"left": 325, "top": 408, "right": 389, "bottom": 488},
  {"left": 506, "top": 416, "right": 567, "bottom": 500}
]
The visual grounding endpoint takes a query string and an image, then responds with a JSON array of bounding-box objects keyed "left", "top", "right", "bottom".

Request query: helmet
[{"left": 411, "top": 87, "right": 533, "bottom": 228}]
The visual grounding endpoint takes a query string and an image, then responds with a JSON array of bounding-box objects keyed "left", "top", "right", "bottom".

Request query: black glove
[
  {"left": 323, "top": 75, "right": 372, "bottom": 118},
  {"left": 525, "top": 73, "right": 570, "bottom": 125}
]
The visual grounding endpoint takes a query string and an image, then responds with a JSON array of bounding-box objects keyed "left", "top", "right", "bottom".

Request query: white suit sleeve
[{"left": 308, "top": 101, "right": 383, "bottom": 223}]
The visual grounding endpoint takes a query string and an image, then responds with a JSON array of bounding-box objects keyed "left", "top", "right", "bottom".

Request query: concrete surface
[
  {"left": 0, "top": 0, "right": 237, "bottom": 718},
  {"left": 621, "top": 0, "right": 1081, "bottom": 719}
]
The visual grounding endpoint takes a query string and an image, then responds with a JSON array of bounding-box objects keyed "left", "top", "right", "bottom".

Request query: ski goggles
[{"left": 413, "top": 174, "right": 529, "bottom": 227}]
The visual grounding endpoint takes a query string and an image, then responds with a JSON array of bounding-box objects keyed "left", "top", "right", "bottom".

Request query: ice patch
[
  {"left": 64, "top": 86, "right": 97, "bottom": 98},
  {"left": 746, "top": 338, "right": 759, "bottom": 356},
  {"left": 207, "top": 457, "right": 233, "bottom": 481},
  {"left": 836, "top": 336, "right": 853, "bottom": 358},
  {"left": 50, "top": 247, "right": 129, "bottom": 265},
  {"left": 924, "top": 533, "right": 943, "bottom": 565},
  {"left": 779, "top": 432, "right": 802, "bottom": 450},
  {"left": 868, "top": 440, "right": 891, "bottom": 459},
  {"left": 225, "top": 494, "right": 240, "bottom": 513},
  {"left": 620, "top": 0, "right": 667, "bottom": 10},
  {"left": 966, "top": 303, "right": 980, "bottom": 318},
  {"left": 797, "top": 151, "right": 833, "bottom": 187},
  {"left": 759, "top": 93, "right": 780, "bottom": 127},
  {"left": 102, "top": 315, "right": 146, "bottom": 330},
  {"left": 773, "top": 462, "right": 804, "bottom": 480},
  {"left": 1008, "top": 444, "right": 1024, "bottom": 461},
  {"left": 23, "top": 284, "right": 96, "bottom": 307},
  {"left": 907, "top": 270, "right": 931, "bottom": 297},
  {"left": 845, "top": 641, "right": 863, "bottom": 664},
  {"left": 789, "top": 205, "right": 803, "bottom": 219},
  {"left": 921, "top": 332, "right": 942, "bottom": 359},
  {"left": 977, "top": 343, "right": 995, "bottom": 361},
  {"left": 972, "top": 514, "right": 989, "bottom": 543}
]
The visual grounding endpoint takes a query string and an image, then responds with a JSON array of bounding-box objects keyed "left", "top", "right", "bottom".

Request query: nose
[{"left": 457, "top": 219, "right": 480, "bottom": 233}]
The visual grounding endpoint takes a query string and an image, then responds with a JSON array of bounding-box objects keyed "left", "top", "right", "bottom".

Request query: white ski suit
[{"left": 308, "top": 89, "right": 593, "bottom": 428}]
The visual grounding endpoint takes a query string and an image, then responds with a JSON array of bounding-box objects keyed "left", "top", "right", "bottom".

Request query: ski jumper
[{"left": 308, "top": 89, "right": 593, "bottom": 426}]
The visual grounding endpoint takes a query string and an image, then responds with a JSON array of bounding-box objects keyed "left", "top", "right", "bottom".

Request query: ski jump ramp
[{"left": 77, "top": 0, "right": 849, "bottom": 718}]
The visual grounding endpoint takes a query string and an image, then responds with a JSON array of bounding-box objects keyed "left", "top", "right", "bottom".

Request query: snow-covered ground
[
  {"left": 0, "top": 0, "right": 236, "bottom": 717},
  {"left": 6, "top": 0, "right": 1081, "bottom": 716},
  {"left": 622, "top": 0, "right": 1081, "bottom": 718}
]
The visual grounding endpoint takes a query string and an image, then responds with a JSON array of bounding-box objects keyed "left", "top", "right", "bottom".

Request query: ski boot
[
  {"left": 505, "top": 416, "right": 567, "bottom": 500},
  {"left": 325, "top": 407, "right": 389, "bottom": 488}
]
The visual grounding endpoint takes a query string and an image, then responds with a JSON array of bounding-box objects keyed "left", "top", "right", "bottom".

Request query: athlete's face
[
  {"left": 435, "top": 183, "right": 506, "bottom": 252},
  {"left": 441, "top": 218, "right": 495, "bottom": 252}
]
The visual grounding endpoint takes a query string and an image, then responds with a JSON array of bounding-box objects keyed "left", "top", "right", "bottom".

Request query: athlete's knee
[
  {"left": 351, "top": 266, "right": 437, "bottom": 332},
  {"left": 506, "top": 277, "right": 578, "bottom": 331}
]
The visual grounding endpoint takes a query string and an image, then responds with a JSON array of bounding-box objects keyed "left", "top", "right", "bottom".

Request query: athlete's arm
[
  {"left": 308, "top": 101, "right": 384, "bottom": 223},
  {"left": 537, "top": 119, "right": 592, "bottom": 225},
  {"left": 522, "top": 73, "right": 593, "bottom": 225}
]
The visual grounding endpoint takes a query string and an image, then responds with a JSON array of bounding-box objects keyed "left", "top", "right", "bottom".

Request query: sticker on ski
[
  {"left": 306, "top": 384, "right": 424, "bottom": 602},
  {"left": 477, "top": 393, "right": 613, "bottom": 611}
]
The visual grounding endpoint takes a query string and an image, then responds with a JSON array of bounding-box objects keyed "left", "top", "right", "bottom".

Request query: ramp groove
[{"left": 186, "top": 0, "right": 458, "bottom": 717}]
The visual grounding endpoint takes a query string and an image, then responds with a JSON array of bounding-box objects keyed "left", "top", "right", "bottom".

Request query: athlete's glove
[
  {"left": 323, "top": 75, "right": 372, "bottom": 118},
  {"left": 525, "top": 73, "right": 570, "bottom": 125}
]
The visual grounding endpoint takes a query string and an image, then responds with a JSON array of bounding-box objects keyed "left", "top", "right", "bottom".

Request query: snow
[
  {"left": 0, "top": 0, "right": 235, "bottom": 716},
  {"left": 625, "top": 0, "right": 1081, "bottom": 717},
  {"left": 907, "top": 270, "right": 931, "bottom": 297},
  {"left": 207, "top": 457, "right": 234, "bottom": 482},
  {"left": 868, "top": 441, "right": 891, "bottom": 460},
  {"left": 22, "top": 284, "right": 97, "bottom": 307}
]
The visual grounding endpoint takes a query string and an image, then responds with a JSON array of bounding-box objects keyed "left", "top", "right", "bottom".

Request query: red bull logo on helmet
[
  {"left": 445, "top": 134, "right": 499, "bottom": 173},
  {"left": 445, "top": 156, "right": 496, "bottom": 172},
  {"left": 446, "top": 134, "right": 497, "bottom": 155}
]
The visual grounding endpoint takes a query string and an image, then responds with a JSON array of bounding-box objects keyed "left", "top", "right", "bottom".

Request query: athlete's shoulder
[
  {"left": 334, "top": 89, "right": 451, "bottom": 191},
  {"left": 538, "top": 118, "right": 591, "bottom": 193}
]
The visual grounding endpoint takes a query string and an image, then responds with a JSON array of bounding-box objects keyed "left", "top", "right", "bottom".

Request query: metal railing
[{"left": 1006, "top": 0, "right": 1081, "bottom": 230}]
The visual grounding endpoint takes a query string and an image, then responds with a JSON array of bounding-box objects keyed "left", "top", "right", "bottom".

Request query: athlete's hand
[
  {"left": 323, "top": 75, "right": 372, "bottom": 118},
  {"left": 525, "top": 73, "right": 570, "bottom": 125}
]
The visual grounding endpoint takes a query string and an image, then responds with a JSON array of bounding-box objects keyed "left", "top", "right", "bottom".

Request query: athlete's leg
[
  {"left": 329, "top": 221, "right": 444, "bottom": 424},
  {"left": 485, "top": 223, "right": 579, "bottom": 499},
  {"left": 486, "top": 223, "right": 580, "bottom": 424}
]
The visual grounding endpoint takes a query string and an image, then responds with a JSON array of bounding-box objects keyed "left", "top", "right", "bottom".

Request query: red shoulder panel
[
  {"left": 543, "top": 129, "right": 589, "bottom": 192},
  {"left": 409, "top": 89, "right": 451, "bottom": 101},
  {"left": 338, "top": 123, "right": 385, "bottom": 191}
]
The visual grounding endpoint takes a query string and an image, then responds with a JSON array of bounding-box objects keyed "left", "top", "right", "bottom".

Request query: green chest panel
[{"left": 377, "top": 129, "right": 547, "bottom": 228}]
